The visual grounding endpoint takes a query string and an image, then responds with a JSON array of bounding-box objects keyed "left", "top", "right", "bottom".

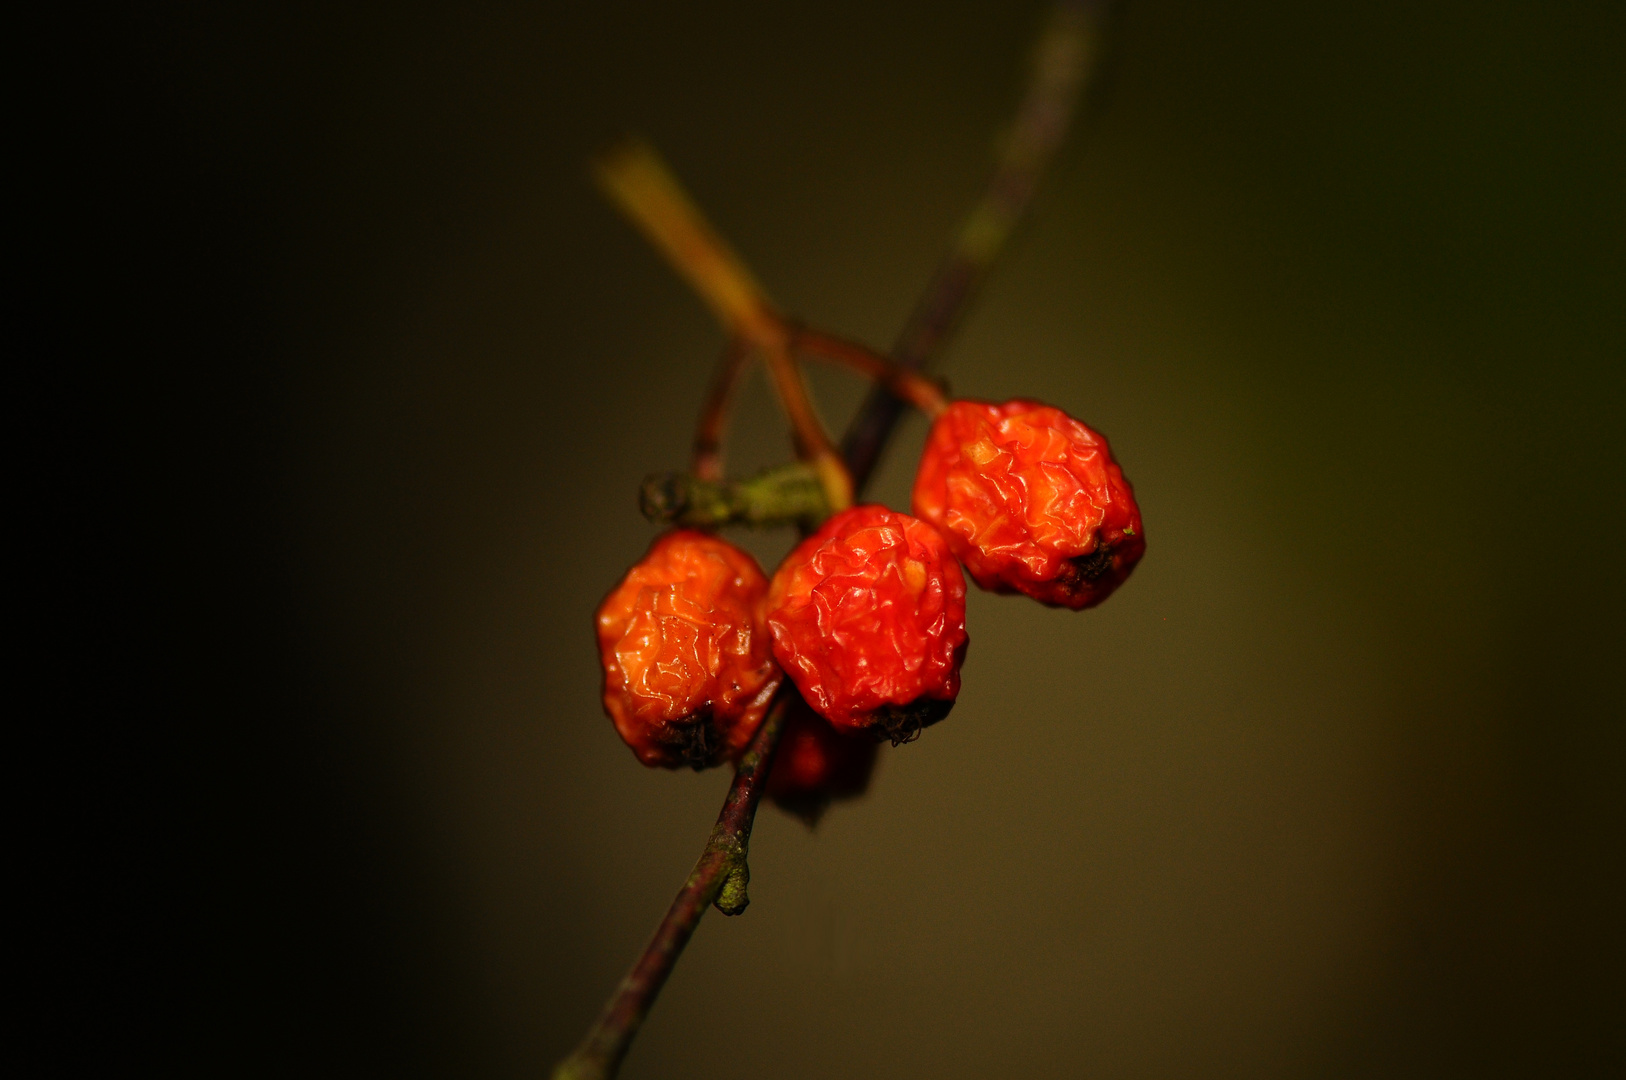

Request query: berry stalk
[
  {"left": 691, "top": 337, "right": 750, "bottom": 482},
  {"left": 791, "top": 326, "right": 950, "bottom": 418},
  {"left": 593, "top": 139, "right": 853, "bottom": 512}
]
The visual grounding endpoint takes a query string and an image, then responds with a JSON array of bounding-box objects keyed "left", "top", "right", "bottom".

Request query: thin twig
[
  {"left": 553, "top": 696, "right": 788, "bottom": 1080},
  {"left": 559, "top": 6, "right": 1104, "bottom": 1077},
  {"left": 692, "top": 337, "right": 750, "bottom": 481},
  {"left": 758, "top": 337, "right": 853, "bottom": 511},
  {"left": 592, "top": 138, "right": 777, "bottom": 339},
  {"left": 842, "top": 0, "right": 1107, "bottom": 490},
  {"left": 593, "top": 140, "right": 853, "bottom": 511},
  {"left": 792, "top": 326, "right": 949, "bottom": 418}
]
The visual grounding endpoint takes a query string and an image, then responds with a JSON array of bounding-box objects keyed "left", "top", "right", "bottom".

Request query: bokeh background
[{"left": 105, "top": 1, "right": 1622, "bottom": 1076}]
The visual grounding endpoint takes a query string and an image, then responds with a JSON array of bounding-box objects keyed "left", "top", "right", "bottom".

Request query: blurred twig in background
[{"left": 843, "top": 0, "right": 1108, "bottom": 489}]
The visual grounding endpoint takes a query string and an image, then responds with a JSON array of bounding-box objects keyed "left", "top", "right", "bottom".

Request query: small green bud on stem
[{"left": 640, "top": 462, "right": 830, "bottom": 530}]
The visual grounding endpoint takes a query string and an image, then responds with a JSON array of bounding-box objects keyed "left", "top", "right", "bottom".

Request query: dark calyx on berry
[
  {"left": 1042, "top": 541, "right": 1122, "bottom": 605},
  {"left": 653, "top": 709, "right": 723, "bottom": 771},
  {"left": 869, "top": 697, "right": 954, "bottom": 745},
  {"left": 1068, "top": 543, "right": 1117, "bottom": 582}
]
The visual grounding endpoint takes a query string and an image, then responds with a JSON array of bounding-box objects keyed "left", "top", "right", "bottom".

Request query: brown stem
[
  {"left": 792, "top": 326, "right": 950, "bottom": 418},
  {"left": 759, "top": 339, "right": 853, "bottom": 511},
  {"left": 593, "top": 139, "right": 852, "bottom": 511},
  {"left": 841, "top": 0, "right": 1108, "bottom": 491},
  {"left": 692, "top": 337, "right": 750, "bottom": 482},
  {"left": 552, "top": 695, "right": 789, "bottom": 1080}
]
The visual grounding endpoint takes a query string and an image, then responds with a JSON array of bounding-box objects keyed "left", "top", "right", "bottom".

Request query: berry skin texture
[
  {"left": 912, "top": 398, "right": 1145, "bottom": 610},
  {"left": 764, "top": 695, "right": 879, "bottom": 826},
  {"left": 766, "top": 504, "right": 968, "bottom": 742},
  {"left": 596, "top": 531, "right": 783, "bottom": 769}
]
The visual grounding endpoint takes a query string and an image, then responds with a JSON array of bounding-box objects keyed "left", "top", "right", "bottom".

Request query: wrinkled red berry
[
  {"left": 764, "top": 695, "right": 879, "bottom": 825},
  {"left": 596, "top": 530, "right": 783, "bottom": 769},
  {"left": 766, "top": 504, "right": 968, "bottom": 742},
  {"left": 912, "top": 398, "right": 1144, "bottom": 609}
]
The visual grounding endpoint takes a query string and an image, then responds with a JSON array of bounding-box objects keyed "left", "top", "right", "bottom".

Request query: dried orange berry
[
  {"left": 912, "top": 398, "right": 1144, "bottom": 609},
  {"left": 766, "top": 504, "right": 968, "bottom": 742},
  {"left": 596, "top": 531, "right": 782, "bottom": 768}
]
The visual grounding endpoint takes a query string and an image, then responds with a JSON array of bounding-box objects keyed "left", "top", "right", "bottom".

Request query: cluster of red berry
[
  {"left": 556, "top": 17, "right": 1132, "bottom": 1070},
  {"left": 596, "top": 396, "right": 1144, "bottom": 819}
]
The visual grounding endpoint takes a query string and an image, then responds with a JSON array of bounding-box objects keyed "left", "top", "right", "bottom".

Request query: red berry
[
  {"left": 596, "top": 531, "right": 783, "bottom": 768},
  {"left": 912, "top": 399, "right": 1144, "bottom": 609},
  {"left": 764, "top": 695, "right": 879, "bottom": 825},
  {"left": 766, "top": 504, "right": 968, "bottom": 742}
]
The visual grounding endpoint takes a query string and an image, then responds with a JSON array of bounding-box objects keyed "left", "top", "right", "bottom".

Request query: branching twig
[
  {"left": 842, "top": 0, "right": 1106, "bottom": 489},
  {"left": 593, "top": 140, "right": 853, "bottom": 512},
  {"left": 559, "top": 5, "right": 1107, "bottom": 1077},
  {"left": 792, "top": 326, "right": 949, "bottom": 418}
]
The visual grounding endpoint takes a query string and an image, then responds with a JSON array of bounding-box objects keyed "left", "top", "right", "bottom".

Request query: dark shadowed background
[{"left": 59, "top": 1, "right": 1623, "bottom": 1076}]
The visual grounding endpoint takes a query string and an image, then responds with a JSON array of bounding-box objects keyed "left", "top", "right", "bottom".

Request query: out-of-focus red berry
[
  {"left": 596, "top": 531, "right": 782, "bottom": 769},
  {"left": 766, "top": 504, "right": 968, "bottom": 742},
  {"left": 764, "top": 695, "right": 879, "bottom": 825},
  {"left": 912, "top": 398, "right": 1144, "bottom": 610}
]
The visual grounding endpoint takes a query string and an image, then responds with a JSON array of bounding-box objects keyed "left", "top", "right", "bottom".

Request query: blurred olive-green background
[{"left": 126, "top": 1, "right": 1622, "bottom": 1076}]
